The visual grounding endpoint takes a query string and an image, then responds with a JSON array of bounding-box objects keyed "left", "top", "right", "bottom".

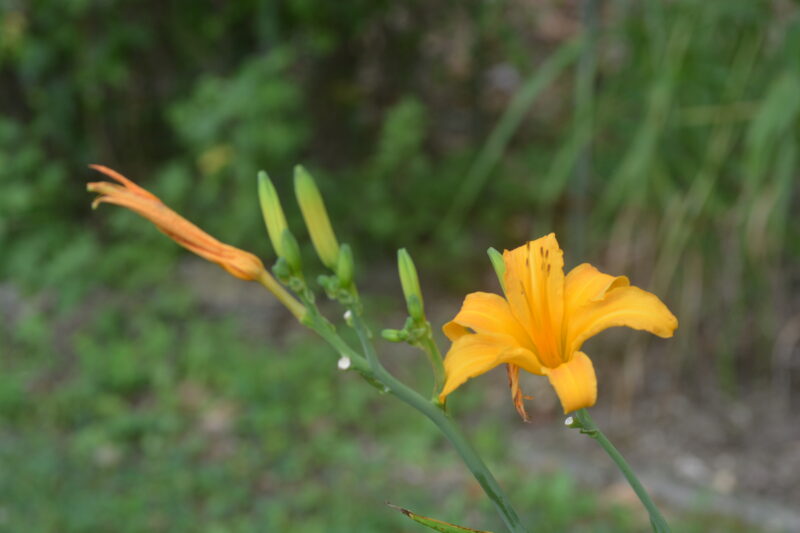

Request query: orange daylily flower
[
  {"left": 87, "top": 165, "right": 305, "bottom": 319},
  {"left": 440, "top": 233, "right": 678, "bottom": 416}
]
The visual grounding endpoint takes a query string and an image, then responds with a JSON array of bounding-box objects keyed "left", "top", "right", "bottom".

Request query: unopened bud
[
  {"left": 381, "top": 329, "right": 407, "bottom": 342},
  {"left": 272, "top": 257, "right": 291, "bottom": 282},
  {"left": 337, "top": 356, "right": 351, "bottom": 370},
  {"left": 397, "top": 248, "right": 425, "bottom": 321},
  {"left": 280, "top": 228, "right": 302, "bottom": 273},
  {"left": 317, "top": 274, "right": 338, "bottom": 299},
  {"left": 336, "top": 243, "right": 354, "bottom": 287},
  {"left": 487, "top": 247, "right": 507, "bottom": 294},
  {"left": 257, "top": 171, "right": 289, "bottom": 256},
  {"left": 343, "top": 309, "right": 354, "bottom": 326},
  {"left": 294, "top": 165, "right": 339, "bottom": 269}
]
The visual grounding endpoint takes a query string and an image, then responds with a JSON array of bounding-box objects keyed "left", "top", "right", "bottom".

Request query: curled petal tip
[
  {"left": 88, "top": 163, "right": 114, "bottom": 176},
  {"left": 90, "top": 197, "right": 104, "bottom": 210}
]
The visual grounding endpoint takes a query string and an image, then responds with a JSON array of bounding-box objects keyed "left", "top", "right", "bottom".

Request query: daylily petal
[
  {"left": 525, "top": 233, "right": 565, "bottom": 365},
  {"left": 502, "top": 235, "right": 566, "bottom": 367},
  {"left": 443, "top": 292, "right": 533, "bottom": 349},
  {"left": 564, "top": 263, "right": 629, "bottom": 315},
  {"left": 545, "top": 351, "right": 597, "bottom": 413},
  {"left": 566, "top": 285, "right": 678, "bottom": 355},
  {"left": 439, "top": 334, "right": 542, "bottom": 402},
  {"left": 442, "top": 321, "right": 470, "bottom": 341},
  {"left": 503, "top": 245, "right": 534, "bottom": 332}
]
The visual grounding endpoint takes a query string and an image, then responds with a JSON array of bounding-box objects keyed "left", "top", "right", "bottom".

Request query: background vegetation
[{"left": 1, "top": 0, "right": 797, "bottom": 531}]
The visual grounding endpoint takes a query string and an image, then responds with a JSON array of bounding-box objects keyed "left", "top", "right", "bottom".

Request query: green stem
[
  {"left": 416, "top": 333, "right": 446, "bottom": 402},
  {"left": 349, "top": 312, "right": 527, "bottom": 533},
  {"left": 573, "top": 409, "right": 670, "bottom": 533}
]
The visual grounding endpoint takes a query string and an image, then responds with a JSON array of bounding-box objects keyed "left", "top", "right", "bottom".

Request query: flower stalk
[
  {"left": 345, "top": 307, "right": 526, "bottom": 533},
  {"left": 255, "top": 270, "right": 307, "bottom": 321},
  {"left": 279, "top": 260, "right": 526, "bottom": 532},
  {"left": 395, "top": 248, "right": 446, "bottom": 398},
  {"left": 570, "top": 409, "right": 670, "bottom": 533}
]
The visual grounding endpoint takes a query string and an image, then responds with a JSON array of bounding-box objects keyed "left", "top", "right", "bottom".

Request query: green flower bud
[
  {"left": 257, "top": 171, "right": 289, "bottom": 257},
  {"left": 381, "top": 329, "right": 407, "bottom": 342},
  {"left": 272, "top": 257, "right": 291, "bottom": 282},
  {"left": 487, "top": 247, "right": 506, "bottom": 294},
  {"left": 397, "top": 248, "right": 425, "bottom": 321},
  {"left": 336, "top": 243, "right": 354, "bottom": 287},
  {"left": 294, "top": 165, "right": 339, "bottom": 269},
  {"left": 280, "top": 228, "right": 302, "bottom": 273}
]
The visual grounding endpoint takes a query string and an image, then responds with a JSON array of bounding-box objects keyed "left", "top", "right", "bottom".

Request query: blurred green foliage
[{"left": 1, "top": 0, "right": 798, "bottom": 530}]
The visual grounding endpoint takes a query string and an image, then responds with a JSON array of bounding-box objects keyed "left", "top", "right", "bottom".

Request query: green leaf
[{"left": 387, "top": 504, "right": 494, "bottom": 533}]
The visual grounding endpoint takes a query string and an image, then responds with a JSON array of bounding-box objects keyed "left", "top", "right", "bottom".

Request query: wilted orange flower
[
  {"left": 87, "top": 165, "right": 305, "bottom": 319},
  {"left": 440, "top": 233, "right": 678, "bottom": 417}
]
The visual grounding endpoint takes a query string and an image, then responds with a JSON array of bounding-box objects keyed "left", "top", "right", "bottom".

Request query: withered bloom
[{"left": 87, "top": 165, "right": 305, "bottom": 319}]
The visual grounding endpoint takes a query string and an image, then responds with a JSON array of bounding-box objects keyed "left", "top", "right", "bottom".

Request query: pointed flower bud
[
  {"left": 280, "top": 228, "right": 302, "bottom": 273},
  {"left": 398, "top": 248, "right": 425, "bottom": 321},
  {"left": 336, "top": 243, "right": 354, "bottom": 287},
  {"left": 257, "top": 171, "right": 289, "bottom": 257},
  {"left": 487, "top": 247, "right": 507, "bottom": 294},
  {"left": 294, "top": 165, "right": 339, "bottom": 269}
]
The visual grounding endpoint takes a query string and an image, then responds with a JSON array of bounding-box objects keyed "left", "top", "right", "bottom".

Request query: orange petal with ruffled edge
[
  {"left": 439, "top": 334, "right": 542, "bottom": 402},
  {"left": 545, "top": 351, "right": 597, "bottom": 413},
  {"left": 443, "top": 292, "right": 534, "bottom": 350},
  {"left": 566, "top": 285, "right": 678, "bottom": 356},
  {"left": 564, "top": 263, "right": 630, "bottom": 314}
]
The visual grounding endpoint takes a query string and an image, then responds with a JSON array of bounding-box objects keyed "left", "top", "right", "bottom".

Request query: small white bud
[
  {"left": 343, "top": 309, "right": 353, "bottom": 321},
  {"left": 564, "top": 416, "right": 574, "bottom": 427},
  {"left": 337, "top": 356, "right": 351, "bottom": 370}
]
